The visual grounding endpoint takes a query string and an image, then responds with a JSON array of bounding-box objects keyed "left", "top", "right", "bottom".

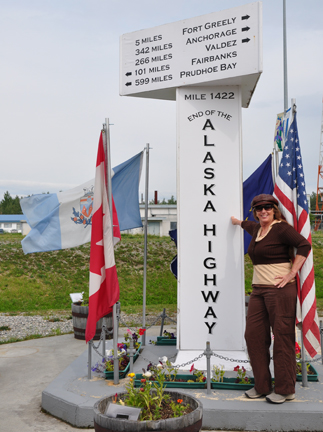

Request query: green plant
[
  {"left": 114, "top": 370, "right": 191, "bottom": 421},
  {"left": 234, "top": 365, "right": 249, "bottom": 384},
  {"left": 188, "top": 364, "right": 206, "bottom": 383},
  {"left": 212, "top": 364, "right": 225, "bottom": 382},
  {"left": 163, "top": 329, "right": 176, "bottom": 339},
  {"left": 124, "top": 327, "right": 145, "bottom": 350}
]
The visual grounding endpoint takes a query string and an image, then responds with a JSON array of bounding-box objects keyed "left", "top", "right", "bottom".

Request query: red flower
[
  {"left": 234, "top": 366, "right": 240, "bottom": 372},
  {"left": 295, "top": 342, "right": 301, "bottom": 354},
  {"left": 140, "top": 388, "right": 144, "bottom": 392},
  {"left": 139, "top": 328, "right": 146, "bottom": 336},
  {"left": 177, "top": 399, "right": 183, "bottom": 404},
  {"left": 202, "top": 376, "right": 206, "bottom": 382},
  {"left": 242, "top": 366, "right": 246, "bottom": 373},
  {"left": 141, "top": 379, "right": 146, "bottom": 383},
  {"left": 190, "top": 364, "right": 195, "bottom": 373}
]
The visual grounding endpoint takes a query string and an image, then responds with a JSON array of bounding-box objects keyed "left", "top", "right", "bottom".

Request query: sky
[{"left": 0, "top": 0, "right": 322, "bottom": 203}]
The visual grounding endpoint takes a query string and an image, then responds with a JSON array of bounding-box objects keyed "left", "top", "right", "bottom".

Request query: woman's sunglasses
[{"left": 254, "top": 204, "right": 273, "bottom": 212}]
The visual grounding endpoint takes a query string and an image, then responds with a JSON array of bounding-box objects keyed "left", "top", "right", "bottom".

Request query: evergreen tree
[{"left": 0, "top": 191, "right": 23, "bottom": 214}]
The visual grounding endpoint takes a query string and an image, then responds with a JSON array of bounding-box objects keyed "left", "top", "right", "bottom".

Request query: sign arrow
[
  {"left": 241, "top": 14, "right": 250, "bottom": 20},
  {"left": 242, "top": 26, "right": 250, "bottom": 32},
  {"left": 125, "top": 72, "right": 132, "bottom": 76},
  {"left": 125, "top": 82, "right": 132, "bottom": 86},
  {"left": 242, "top": 38, "right": 250, "bottom": 43}
]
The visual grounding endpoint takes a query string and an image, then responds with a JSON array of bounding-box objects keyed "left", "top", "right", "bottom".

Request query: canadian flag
[{"left": 85, "top": 132, "right": 120, "bottom": 343}]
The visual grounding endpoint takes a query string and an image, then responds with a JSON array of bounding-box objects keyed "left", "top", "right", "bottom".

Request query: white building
[
  {"left": 123, "top": 204, "right": 177, "bottom": 236},
  {"left": 0, "top": 215, "right": 30, "bottom": 234}
]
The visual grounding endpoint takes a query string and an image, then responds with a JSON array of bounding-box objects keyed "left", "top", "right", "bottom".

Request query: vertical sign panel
[{"left": 177, "top": 86, "right": 245, "bottom": 353}]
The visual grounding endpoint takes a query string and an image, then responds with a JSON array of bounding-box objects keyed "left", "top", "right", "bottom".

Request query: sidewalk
[{"left": 0, "top": 326, "right": 322, "bottom": 431}]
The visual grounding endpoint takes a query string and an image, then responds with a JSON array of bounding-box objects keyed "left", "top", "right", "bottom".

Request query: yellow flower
[{"left": 128, "top": 372, "right": 135, "bottom": 378}]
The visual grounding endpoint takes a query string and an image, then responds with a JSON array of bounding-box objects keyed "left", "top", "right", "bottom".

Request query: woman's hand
[
  {"left": 231, "top": 216, "right": 242, "bottom": 226},
  {"left": 274, "top": 255, "right": 307, "bottom": 288},
  {"left": 274, "top": 271, "right": 296, "bottom": 288}
]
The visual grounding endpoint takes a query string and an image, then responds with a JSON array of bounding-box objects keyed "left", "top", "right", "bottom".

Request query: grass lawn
[{"left": 0, "top": 232, "right": 322, "bottom": 317}]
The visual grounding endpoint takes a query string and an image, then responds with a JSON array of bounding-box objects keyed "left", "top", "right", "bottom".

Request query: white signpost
[{"left": 120, "top": 2, "right": 262, "bottom": 370}]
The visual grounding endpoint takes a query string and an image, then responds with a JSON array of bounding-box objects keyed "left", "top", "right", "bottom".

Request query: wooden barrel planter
[
  {"left": 72, "top": 303, "right": 113, "bottom": 341},
  {"left": 93, "top": 391, "right": 203, "bottom": 432}
]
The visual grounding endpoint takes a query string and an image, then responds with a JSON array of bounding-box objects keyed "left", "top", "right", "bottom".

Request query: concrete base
[{"left": 42, "top": 334, "right": 323, "bottom": 431}]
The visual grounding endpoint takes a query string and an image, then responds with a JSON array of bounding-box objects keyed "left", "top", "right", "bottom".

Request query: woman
[{"left": 231, "top": 194, "right": 311, "bottom": 404}]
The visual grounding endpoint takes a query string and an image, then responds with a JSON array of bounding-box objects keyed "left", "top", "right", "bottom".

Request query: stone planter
[
  {"left": 93, "top": 391, "right": 203, "bottom": 432},
  {"left": 71, "top": 303, "right": 113, "bottom": 341}
]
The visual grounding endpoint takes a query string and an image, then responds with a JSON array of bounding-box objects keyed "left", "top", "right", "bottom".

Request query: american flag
[{"left": 274, "top": 111, "right": 320, "bottom": 357}]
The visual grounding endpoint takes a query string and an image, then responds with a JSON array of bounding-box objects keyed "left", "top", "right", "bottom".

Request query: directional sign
[{"left": 120, "top": 2, "right": 262, "bottom": 107}]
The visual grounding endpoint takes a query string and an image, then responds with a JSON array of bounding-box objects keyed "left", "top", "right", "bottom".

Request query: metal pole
[
  {"left": 105, "top": 118, "right": 113, "bottom": 228},
  {"left": 142, "top": 144, "right": 150, "bottom": 346},
  {"left": 160, "top": 308, "right": 166, "bottom": 336},
  {"left": 88, "top": 341, "right": 92, "bottom": 379},
  {"left": 283, "top": 0, "right": 288, "bottom": 114},
  {"left": 113, "top": 302, "right": 119, "bottom": 384},
  {"left": 204, "top": 341, "right": 212, "bottom": 395},
  {"left": 301, "top": 328, "right": 308, "bottom": 387},
  {"left": 102, "top": 325, "right": 106, "bottom": 358},
  {"left": 102, "top": 121, "right": 113, "bottom": 366},
  {"left": 104, "top": 118, "right": 119, "bottom": 384},
  {"left": 129, "top": 339, "right": 134, "bottom": 374}
]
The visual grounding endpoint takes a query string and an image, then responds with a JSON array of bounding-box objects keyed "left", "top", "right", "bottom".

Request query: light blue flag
[
  {"left": 112, "top": 151, "right": 143, "bottom": 231},
  {"left": 21, "top": 151, "right": 143, "bottom": 254}
]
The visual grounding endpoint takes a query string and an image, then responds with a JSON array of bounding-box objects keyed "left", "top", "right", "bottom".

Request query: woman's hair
[{"left": 253, "top": 204, "right": 286, "bottom": 222}]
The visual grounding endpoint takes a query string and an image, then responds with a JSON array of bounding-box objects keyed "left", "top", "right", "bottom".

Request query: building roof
[{"left": 0, "top": 215, "right": 26, "bottom": 222}]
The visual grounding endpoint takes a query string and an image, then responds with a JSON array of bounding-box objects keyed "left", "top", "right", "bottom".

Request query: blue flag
[
  {"left": 112, "top": 151, "right": 143, "bottom": 231},
  {"left": 20, "top": 151, "right": 143, "bottom": 254},
  {"left": 169, "top": 154, "right": 274, "bottom": 278},
  {"left": 243, "top": 154, "right": 274, "bottom": 253}
]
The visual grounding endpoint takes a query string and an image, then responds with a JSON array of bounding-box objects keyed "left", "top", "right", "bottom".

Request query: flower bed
[
  {"left": 134, "top": 359, "right": 206, "bottom": 389},
  {"left": 296, "top": 363, "right": 319, "bottom": 382},
  {"left": 156, "top": 336, "right": 177, "bottom": 346},
  {"left": 134, "top": 373, "right": 206, "bottom": 389},
  {"left": 104, "top": 344, "right": 141, "bottom": 379},
  {"left": 156, "top": 330, "right": 176, "bottom": 346},
  {"left": 211, "top": 377, "right": 255, "bottom": 390}
]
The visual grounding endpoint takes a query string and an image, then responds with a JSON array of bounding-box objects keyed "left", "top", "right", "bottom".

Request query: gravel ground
[{"left": 0, "top": 311, "right": 177, "bottom": 343}]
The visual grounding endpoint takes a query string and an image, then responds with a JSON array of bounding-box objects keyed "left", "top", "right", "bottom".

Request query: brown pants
[{"left": 245, "top": 282, "right": 297, "bottom": 395}]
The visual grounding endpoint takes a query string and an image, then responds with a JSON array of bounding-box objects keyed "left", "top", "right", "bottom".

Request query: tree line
[{"left": 0, "top": 192, "right": 23, "bottom": 214}]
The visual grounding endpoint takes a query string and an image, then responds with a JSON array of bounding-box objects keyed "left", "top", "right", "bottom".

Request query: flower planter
[
  {"left": 104, "top": 344, "right": 141, "bottom": 380},
  {"left": 134, "top": 373, "right": 206, "bottom": 389},
  {"left": 156, "top": 336, "right": 177, "bottom": 346},
  {"left": 93, "top": 391, "right": 203, "bottom": 432},
  {"left": 211, "top": 364, "right": 319, "bottom": 389},
  {"left": 71, "top": 303, "right": 112, "bottom": 341},
  {"left": 296, "top": 363, "right": 319, "bottom": 382},
  {"left": 211, "top": 377, "right": 255, "bottom": 390}
]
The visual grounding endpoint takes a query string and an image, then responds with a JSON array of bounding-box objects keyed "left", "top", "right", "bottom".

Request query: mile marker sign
[
  {"left": 120, "top": 2, "right": 262, "bottom": 370},
  {"left": 120, "top": 2, "right": 262, "bottom": 107}
]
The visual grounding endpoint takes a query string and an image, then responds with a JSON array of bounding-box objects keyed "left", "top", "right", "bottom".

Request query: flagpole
[
  {"left": 283, "top": 0, "right": 288, "bottom": 114},
  {"left": 142, "top": 144, "right": 150, "bottom": 347},
  {"left": 103, "top": 118, "right": 119, "bottom": 384}
]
